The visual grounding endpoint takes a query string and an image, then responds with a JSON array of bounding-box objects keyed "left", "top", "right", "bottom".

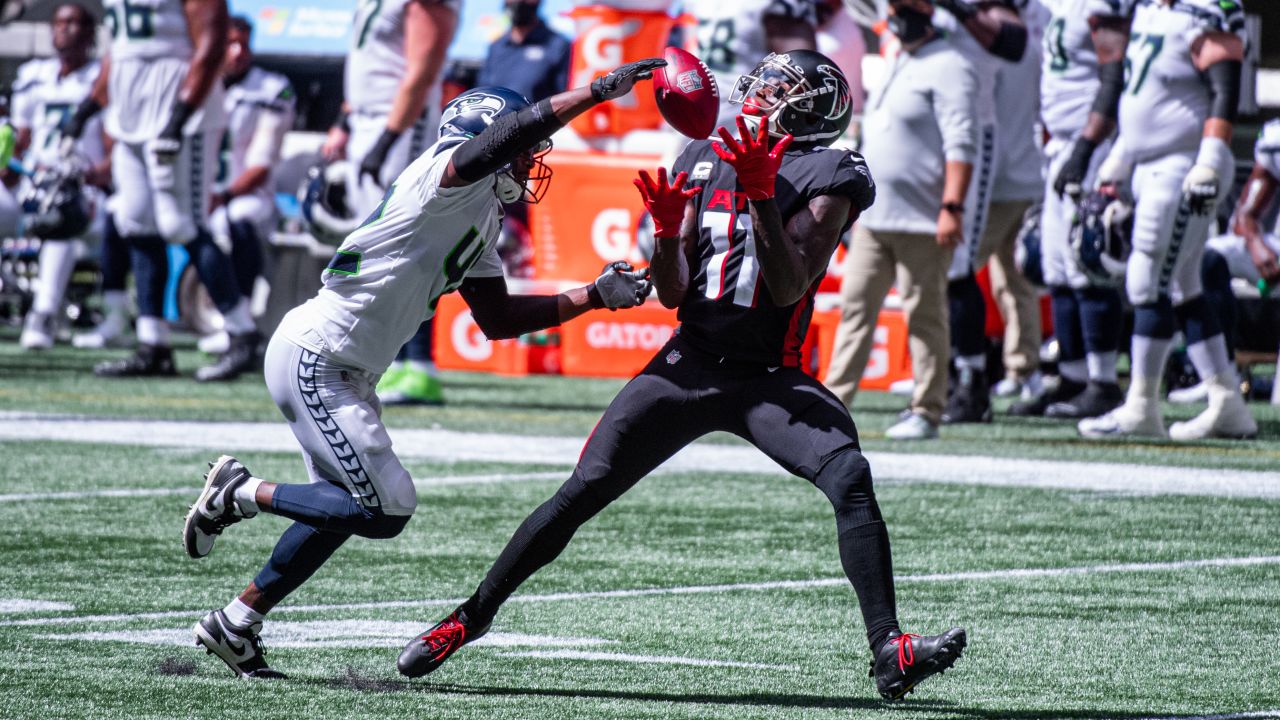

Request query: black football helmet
[
  {"left": 1014, "top": 201, "right": 1044, "bottom": 288},
  {"left": 1071, "top": 190, "right": 1133, "bottom": 286},
  {"left": 21, "top": 164, "right": 92, "bottom": 240},
  {"left": 728, "top": 49, "right": 853, "bottom": 146}
]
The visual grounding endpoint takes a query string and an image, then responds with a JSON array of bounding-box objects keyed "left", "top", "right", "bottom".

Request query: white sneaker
[
  {"left": 1078, "top": 398, "right": 1166, "bottom": 439},
  {"left": 1019, "top": 372, "right": 1045, "bottom": 401},
  {"left": 19, "top": 312, "right": 54, "bottom": 350},
  {"left": 993, "top": 377, "right": 1021, "bottom": 397},
  {"left": 1167, "top": 381, "right": 1209, "bottom": 405},
  {"left": 197, "top": 330, "right": 231, "bottom": 355},
  {"left": 886, "top": 412, "right": 939, "bottom": 440},
  {"left": 1169, "top": 378, "right": 1257, "bottom": 440},
  {"left": 888, "top": 378, "right": 916, "bottom": 396}
]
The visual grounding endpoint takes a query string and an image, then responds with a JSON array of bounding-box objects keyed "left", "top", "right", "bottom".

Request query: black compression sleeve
[
  {"left": 989, "top": 20, "right": 1027, "bottom": 62},
  {"left": 459, "top": 276, "right": 561, "bottom": 339},
  {"left": 451, "top": 99, "right": 563, "bottom": 183},
  {"left": 1091, "top": 60, "right": 1125, "bottom": 120},
  {"left": 1206, "top": 59, "right": 1241, "bottom": 123}
]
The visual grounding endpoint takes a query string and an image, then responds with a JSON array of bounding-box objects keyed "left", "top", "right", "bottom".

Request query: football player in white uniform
[
  {"left": 179, "top": 61, "right": 664, "bottom": 678},
  {"left": 1079, "top": 0, "right": 1254, "bottom": 440},
  {"left": 13, "top": 2, "right": 110, "bottom": 350},
  {"left": 1009, "top": 0, "right": 1132, "bottom": 419},
  {"left": 1212, "top": 120, "right": 1280, "bottom": 296},
  {"left": 689, "top": 0, "right": 818, "bottom": 130},
  {"left": 208, "top": 16, "right": 295, "bottom": 307},
  {"left": 64, "top": 0, "right": 259, "bottom": 381},
  {"left": 322, "top": 0, "right": 459, "bottom": 406}
]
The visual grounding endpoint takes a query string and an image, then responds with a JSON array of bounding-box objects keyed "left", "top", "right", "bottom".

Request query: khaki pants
[
  {"left": 979, "top": 200, "right": 1042, "bottom": 382},
  {"left": 825, "top": 225, "right": 952, "bottom": 425}
]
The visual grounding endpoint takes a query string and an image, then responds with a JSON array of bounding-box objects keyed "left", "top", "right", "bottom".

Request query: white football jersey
[
  {"left": 9, "top": 58, "right": 105, "bottom": 169},
  {"left": 1254, "top": 119, "right": 1280, "bottom": 182},
  {"left": 1038, "top": 0, "right": 1133, "bottom": 137},
  {"left": 280, "top": 140, "right": 505, "bottom": 373},
  {"left": 103, "top": 0, "right": 192, "bottom": 60},
  {"left": 932, "top": 9, "right": 999, "bottom": 126},
  {"left": 345, "top": 0, "right": 459, "bottom": 115},
  {"left": 219, "top": 66, "right": 296, "bottom": 189},
  {"left": 1119, "top": 0, "right": 1247, "bottom": 162},
  {"left": 686, "top": 0, "right": 818, "bottom": 127}
]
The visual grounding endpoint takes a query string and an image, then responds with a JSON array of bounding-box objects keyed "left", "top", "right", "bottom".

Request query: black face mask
[
  {"left": 507, "top": 2, "right": 538, "bottom": 28},
  {"left": 888, "top": 7, "right": 932, "bottom": 44}
]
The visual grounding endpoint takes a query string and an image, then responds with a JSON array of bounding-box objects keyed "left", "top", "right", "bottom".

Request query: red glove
[
  {"left": 633, "top": 167, "right": 698, "bottom": 238},
  {"left": 711, "top": 116, "right": 793, "bottom": 201}
]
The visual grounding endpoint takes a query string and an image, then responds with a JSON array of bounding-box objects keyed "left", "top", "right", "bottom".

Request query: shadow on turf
[{"left": 311, "top": 671, "right": 1170, "bottom": 718}]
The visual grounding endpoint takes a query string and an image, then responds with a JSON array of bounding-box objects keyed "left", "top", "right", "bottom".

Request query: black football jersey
[{"left": 669, "top": 139, "right": 875, "bottom": 366}]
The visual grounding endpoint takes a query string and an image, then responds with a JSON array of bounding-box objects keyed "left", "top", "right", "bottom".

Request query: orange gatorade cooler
[{"left": 566, "top": 4, "right": 679, "bottom": 137}]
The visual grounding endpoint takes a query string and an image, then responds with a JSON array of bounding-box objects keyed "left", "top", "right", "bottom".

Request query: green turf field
[{"left": 2, "top": 339, "right": 1279, "bottom": 720}]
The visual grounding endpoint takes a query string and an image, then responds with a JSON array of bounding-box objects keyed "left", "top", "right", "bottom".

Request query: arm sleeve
[
  {"left": 932, "top": 55, "right": 980, "bottom": 164},
  {"left": 458, "top": 275, "right": 562, "bottom": 340}
]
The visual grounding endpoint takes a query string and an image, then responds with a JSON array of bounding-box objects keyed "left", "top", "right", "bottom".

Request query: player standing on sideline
[
  {"left": 180, "top": 62, "right": 663, "bottom": 679},
  {"left": 62, "top": 0, "right": 259, "bottom": 381},
  {"left": 1010, "top": 0, "right": 1132, "bottom": 419},
  {"left": 321, "top": 0, "right": 458, "bottom": 406},
  {"left": 1079, "top": 0, "right": 1255, "bottom": 440},
  {"left": 207, "top": 16, "right": 295, "bottom": 313},
  {"left": 688, "top": 0, "right": 818, "bottom": 131},
  {"left": 14, "top": 2, "right": 110, "bottom": 350},
  {"left": 397, "top": 51, "right": 967, "bottom": 701}
]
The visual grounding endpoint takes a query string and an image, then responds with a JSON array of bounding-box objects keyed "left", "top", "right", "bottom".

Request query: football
[{"left": 652, "top": 46, "right": 719, "bottom": 140}]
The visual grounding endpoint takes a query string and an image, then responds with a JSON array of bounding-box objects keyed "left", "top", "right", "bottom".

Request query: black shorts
[{"left": 572, "top": 334, "right": 862, "bottom": 499}]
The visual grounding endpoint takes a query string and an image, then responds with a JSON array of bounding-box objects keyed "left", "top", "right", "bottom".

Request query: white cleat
[
  {"left": 1078, "top": 399, "right": 1166, "bottom": 439},
  {"left": 1169, "top": 380, "right": 1257, "bottom": 440},
  {"left": 1167, "top": 381, "right": 1209, "bottom": 405},
  {"left": 183, "top": 455, "right": 256, "bottom": 558},
  {"left": 19, "top": 312, "right": 54, "bottom": 350},
  {"left": 886, "top": 412, "right": 939, "bottom": 440},
  {"left": 72, "top": 322, "right": 129, "bottom": 349}
]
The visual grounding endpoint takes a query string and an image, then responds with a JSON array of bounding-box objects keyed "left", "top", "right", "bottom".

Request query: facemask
[
  {"left": 888, "top": 7, "right": 932, "bottom": 44},
  {"left": 507, "top": 2, "right": 538, "bottom": 28}
]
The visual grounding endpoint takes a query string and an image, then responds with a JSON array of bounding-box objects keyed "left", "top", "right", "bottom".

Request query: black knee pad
[
  {"left": 359, "top": 512, "right": 412, "bottom": 539},
  {"left": 814, "top": 446, "right": 879, "bottom": 522}
]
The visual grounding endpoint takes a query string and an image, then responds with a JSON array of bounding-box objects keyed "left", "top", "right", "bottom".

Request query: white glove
[
  {"left": 1183, "top": 136, "right": 1233, "bottom": 215},
  {"left": 592, "top": 261, "right": 652, "bottom": 309},
  {"left": 1094, "top": 144, "right": 1132, "bottom": 194}
]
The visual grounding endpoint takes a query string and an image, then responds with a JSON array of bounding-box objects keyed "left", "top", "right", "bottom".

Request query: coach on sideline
[{"left": 823, "top": 0, "right": 979, "bottom": 440}]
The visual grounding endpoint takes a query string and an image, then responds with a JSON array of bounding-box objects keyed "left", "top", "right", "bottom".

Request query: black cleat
[
  {"left": 1045, "top": 381, "right": 1124, "bottom": 419},
  {"left": 397, "top": 607, "right": 489, "bottom": 678},
  {"left": 193, "top": 610, "right": 286, "bottom": 679},
  {"left": 870, "top": 628, "right": 967, "bottom": 701},
  {"left": 195, "top": 331, "right": 260, "bottom": 382},
  {"left": 94, "top": 344, "right": 177, "bottom": 377},
  {"left": 183, "top": 455, "right": 256, "bottom": 559},
  {"left": 941, "top": 368, "right": 991, "bottom": 424},
  {"left": 1008, "top": 377, "right": 1085, "bottom": 417}
]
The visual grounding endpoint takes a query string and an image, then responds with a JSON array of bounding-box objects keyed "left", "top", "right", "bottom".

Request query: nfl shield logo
[
  {"left": 666, "top": 349, "right": 682, "bottom": 365},
  {"left": 676, "top": 70, "right": 703, "bottom": 93}
]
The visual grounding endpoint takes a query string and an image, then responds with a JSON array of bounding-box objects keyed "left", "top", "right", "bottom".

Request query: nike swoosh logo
[{"left": 219, "top": 621, "right": 255, "bottom": 662}]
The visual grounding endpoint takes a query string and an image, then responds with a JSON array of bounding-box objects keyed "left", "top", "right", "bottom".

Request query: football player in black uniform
[{"left": 397, "top": 50, "right": 967, "bottom": 701}]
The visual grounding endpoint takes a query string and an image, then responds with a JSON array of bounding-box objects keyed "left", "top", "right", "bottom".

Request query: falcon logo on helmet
[
  {"left": 439, "top": 87, "right": 553, "bottom": 204},
  {"left": 1071, "top": 190, "right": 1133, "bottom": 286},
  {"left": 728, "top": 49, "right": 852, "bottom": 146}
]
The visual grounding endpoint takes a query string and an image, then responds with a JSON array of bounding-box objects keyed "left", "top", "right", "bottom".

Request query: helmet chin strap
[{"left": 495, "top": 171, "right": 525, "bottom": 203}]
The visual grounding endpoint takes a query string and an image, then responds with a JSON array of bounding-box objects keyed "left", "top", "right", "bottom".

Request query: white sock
[
  {"left": 222, "top": 298, "right": 256, "bottom": 335},
  {"left": 234, "top": 476, "right": 263, "bottom": 514},
  {"left": 135, "top": 316, "right": 170, "bottom": 346},
  {"left": 955, "top": 354, "right": 986, "bottom": 372},
  {"left": 1059, "top": 358, "right": 1088, "bottom": 384},
  {"left": 407, "top": 360, "right": 438, "bottom": 376},
  {"left": 1186, "top": 335, "right": 1233, "bottom": 382},
  {"left": 1131, "top": 335, "right": 1173, "bottom": 384},
  {"left": 33, "top": 240, "right": 78, "bottom": 315},
  {"left": 101, "top": 290, "right": 129, "bottom": 330},
  {"left": 1086, "top": 351, "right": 1119, "bottom": 384},
  {"left": 222, "top": 597, "right": 264, "bottom": 628}
]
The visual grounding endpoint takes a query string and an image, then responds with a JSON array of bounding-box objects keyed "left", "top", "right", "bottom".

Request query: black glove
[
  {"left": 590, "top": 58, "right": 667, "bottom": 103},
  {"left": 360, "top": 128, "right": 400, "bottom": 187},
  {"left": 61, "top": 97, "right": 102, "bottom": 142},
  {"left": 149, "top": 99, "right": 194, "bottom": 166},
  {"left": 1054, "top": 138, "right": 1098, "bottom": 199},
  {"left": 588, "top": 261, "right": 652, "bottom": 310},
  {"left": 935, "top": 0, "right": 977, "bottom": 20}
]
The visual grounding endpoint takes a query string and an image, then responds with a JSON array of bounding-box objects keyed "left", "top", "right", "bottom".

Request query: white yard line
[
  {"left": 1137, "top": 713, "right": 1280, "bottom": 720},
  {"left": 4, "top": 554, "right": 1277, "bottom": 627},
  {"left": 1, "top": 412, "right": 1276, "bottom": 498},
  {"left": 0, "top": 471, "right": 570, "bottom": 503}
]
